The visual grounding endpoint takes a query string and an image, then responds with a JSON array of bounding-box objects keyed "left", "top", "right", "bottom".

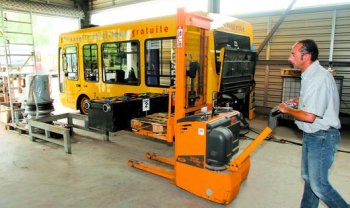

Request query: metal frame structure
[{"left": 28, "top": 113, "right": 110, "bottom": 154}]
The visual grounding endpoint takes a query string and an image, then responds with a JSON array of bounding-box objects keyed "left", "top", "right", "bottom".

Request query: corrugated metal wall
[{"left": 242, "top": 5, "right": 350, "bottom": 115}]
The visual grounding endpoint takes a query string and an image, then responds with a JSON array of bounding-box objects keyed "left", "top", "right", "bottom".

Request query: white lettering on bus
[
  {"left": 63, "top": 30, "right": 131, "bottom": 42},
  {"left": 132, "top": 25, "right": 169, "bottom": 37},
  {"left": 62, "top": 25, "right": 169, "bottom": 43},
  {"left": 223, "top": 23, "right": 245, "bottom": 32}
]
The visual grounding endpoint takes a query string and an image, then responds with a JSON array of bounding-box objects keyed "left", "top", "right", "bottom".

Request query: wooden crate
[
  {"left": 0, "top": 107, "right": 11, "bottom": 123},
  {"left": 131, "top": 113, "right": 168, "bottom": 133},
  {"left": 281, "top": 68, "right": 336, "bottom": 77},
  {"left": 280, "top": 68, "right": 301, "bottom": 77},
  {"left": 0, "top": 103, "right": 22, "bottom": 123}
]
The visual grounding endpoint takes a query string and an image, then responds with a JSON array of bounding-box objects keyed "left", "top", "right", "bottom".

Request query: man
[{"left": 277, "top": 39, "right": 349, "bottom": 208}]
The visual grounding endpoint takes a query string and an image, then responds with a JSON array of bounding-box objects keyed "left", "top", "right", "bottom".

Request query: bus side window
[
  {"left": 64, "top": 46, "right": 78, "bottom": 80},
  {"left": 102, "top": 41, "right": 139, "bottom": 85},
  {"left": 83, "top": 44, "right": 99, "bottom": 82},
  {"left": 145, "top": 38, "right": 176, "bottom": 87}
]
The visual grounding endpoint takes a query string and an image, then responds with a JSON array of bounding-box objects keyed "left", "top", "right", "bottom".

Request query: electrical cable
[{"left": 243, "top": 127, "right": 350, "bottom": 154}]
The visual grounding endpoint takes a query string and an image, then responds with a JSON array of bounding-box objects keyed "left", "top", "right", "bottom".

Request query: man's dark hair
[{"left": 298, "top": 39, "right": 319, "bottom": 61}]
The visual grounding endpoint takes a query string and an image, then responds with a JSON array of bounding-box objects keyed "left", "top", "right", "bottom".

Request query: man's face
[{"left": 288, "top": 43, "right": 305, "bottom": 70}]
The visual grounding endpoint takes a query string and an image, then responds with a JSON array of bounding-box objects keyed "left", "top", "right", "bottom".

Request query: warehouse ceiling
[
  {"left": 83, "top": 0, "right": 152, "bottom": 11},
  {"left": 0, "top": 0, "right": 83, "bottom": 17},
  {"left": 0, "top": 0, "right": 158, "bottom": 26}
]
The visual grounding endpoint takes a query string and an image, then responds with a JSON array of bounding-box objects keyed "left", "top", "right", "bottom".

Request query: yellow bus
[{"left": 58, "top": 11, "right": 255, "bottom": 115}]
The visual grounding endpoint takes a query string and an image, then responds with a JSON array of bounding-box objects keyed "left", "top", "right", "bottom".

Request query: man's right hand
[
  {"left": 284, "top": 97, "right": 299, "bottom": 107},
  {"left": 277, "top": 103, "right": 289, "bottom": 113}
]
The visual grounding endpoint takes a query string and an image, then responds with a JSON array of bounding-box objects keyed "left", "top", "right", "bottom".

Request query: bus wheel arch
[{"left": 77, "top": 94, "right": 90, "bottom": 115}]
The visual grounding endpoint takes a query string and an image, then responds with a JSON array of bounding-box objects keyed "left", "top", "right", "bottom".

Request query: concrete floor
[{"left": 0, "top": 114, "right": 349, "bottom": 208}]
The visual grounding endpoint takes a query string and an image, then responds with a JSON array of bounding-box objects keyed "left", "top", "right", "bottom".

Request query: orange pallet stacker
[{"left": 128, "top": 8, "right": 272, "bottom": 205}]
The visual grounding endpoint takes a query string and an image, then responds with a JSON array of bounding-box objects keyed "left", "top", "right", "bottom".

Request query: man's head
[{"left": 288, "top": 39, "right": 319, "bottom": 72}]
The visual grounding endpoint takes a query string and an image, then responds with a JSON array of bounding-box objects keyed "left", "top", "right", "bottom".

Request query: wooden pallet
[
  {"left": 5, "top": 122, "right": 29, "bottom": 134},
  {"left": 131, "top": 113, "right": 168, "bottom": 133}
]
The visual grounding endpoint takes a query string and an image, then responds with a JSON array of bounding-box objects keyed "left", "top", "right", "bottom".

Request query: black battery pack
[{"left": 88, "top": 93, "right": 168, "bottom": 132}]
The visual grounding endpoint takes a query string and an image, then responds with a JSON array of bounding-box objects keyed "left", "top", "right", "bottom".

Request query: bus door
[
  {"left": 81, "top": 44, "right": 99, "bottom": 99},
  {"left": 61, "top": 45, "right": 81, "bottom": 107}
]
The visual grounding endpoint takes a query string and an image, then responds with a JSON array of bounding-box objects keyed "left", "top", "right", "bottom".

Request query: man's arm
[{"left": 277, "top": 103, "right": 316, "bottom": 123}]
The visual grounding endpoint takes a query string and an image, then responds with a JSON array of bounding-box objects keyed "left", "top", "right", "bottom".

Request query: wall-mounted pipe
[{"left": 256, "top": 0, "right": 298, "bottom": 56}]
